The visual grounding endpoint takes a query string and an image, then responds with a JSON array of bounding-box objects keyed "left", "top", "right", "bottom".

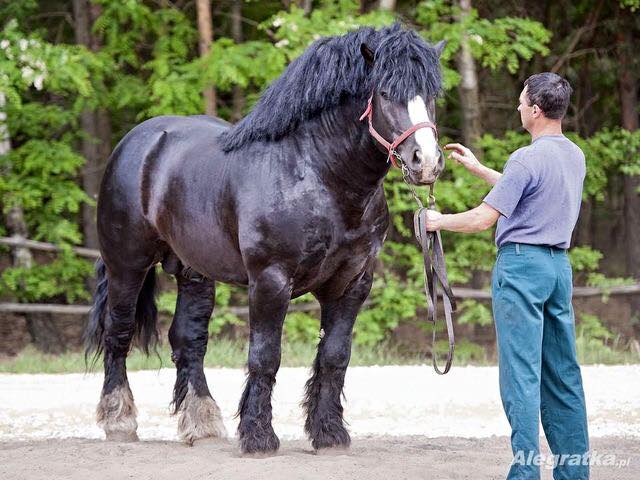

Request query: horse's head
[{"left": 360, "top": 32, "right": 446, "bottom": 186}]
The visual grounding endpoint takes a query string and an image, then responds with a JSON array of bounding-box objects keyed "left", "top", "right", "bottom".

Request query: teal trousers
[{"left": 492, "top": 243, "right": 589, "bottom": 480}]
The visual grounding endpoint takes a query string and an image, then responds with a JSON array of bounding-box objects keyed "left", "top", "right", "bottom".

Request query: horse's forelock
[{"left": 372, "top": 28, "right": 443, "bottom": 102}]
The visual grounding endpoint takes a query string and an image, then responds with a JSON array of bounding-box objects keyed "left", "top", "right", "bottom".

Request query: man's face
[{"left": 517, "top": 85, "right": 537, "bottom": 131}]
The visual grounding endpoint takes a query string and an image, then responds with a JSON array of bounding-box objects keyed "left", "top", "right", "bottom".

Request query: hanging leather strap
[{"left": 413, "top": 191, "right": 457, "bottom": 375}]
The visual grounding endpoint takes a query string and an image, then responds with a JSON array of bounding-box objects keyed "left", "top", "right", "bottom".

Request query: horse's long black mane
[{"left": 219, "top": 23, "right": 443, "bottom": 152}]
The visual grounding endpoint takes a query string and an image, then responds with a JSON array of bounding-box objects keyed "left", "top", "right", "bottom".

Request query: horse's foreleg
[
  {"left": 97, "top": 269, "right": 149, "bottom": 442},
  {"left": 237, "top": 266, "right": 290, "bottom": 454},
  {"left": 169, "top": 275, "right": 227, "bottom": 445},
  {"left": 303, "top": 268, "right": 374, "bottom": 450}
]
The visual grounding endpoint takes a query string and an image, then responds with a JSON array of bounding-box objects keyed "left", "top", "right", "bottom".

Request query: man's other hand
[{"left": 444, "top": 143, "right": 482, "bottom": 174}]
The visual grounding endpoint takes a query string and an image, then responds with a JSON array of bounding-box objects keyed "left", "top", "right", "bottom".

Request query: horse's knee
[
  {"left": 321, "top": 339, "right": 351, "bottom": 370},
  {"left": 249, "top": 265, "right": 291, "bottom": 305},
  {"left": 247, "top": 340, "right": 281, "bottom": 376},
  {"left": 168, "top": 322, "right": 208, "bottom": 366},
  {"left": 348, "top": 270, "right": 374, "bottom": 303}
]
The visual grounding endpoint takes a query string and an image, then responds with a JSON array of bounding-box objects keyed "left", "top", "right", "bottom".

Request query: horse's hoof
[
  {"left": 311, "top": 425, "right": 351, "bottom": 451},
  {"left": 178, "top": 385, "right": 227, "bottom": 446},
  {"left": 105, "top": 431, "right": 139, "bottom": 442},
  {"left": 97, "top": 384, "right": 139, "bottom": 443},
  {"left": 238, "top": 427, "right": 280, "bottom": 455}
]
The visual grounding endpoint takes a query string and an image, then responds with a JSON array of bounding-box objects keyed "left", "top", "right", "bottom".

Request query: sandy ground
[{"left": 1, "top": 365, "right": 639, "bottom": 479}]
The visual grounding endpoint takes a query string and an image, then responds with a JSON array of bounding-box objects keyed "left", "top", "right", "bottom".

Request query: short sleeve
[{"left": 483, "top": 159, "right": 532, "bottom": 218}]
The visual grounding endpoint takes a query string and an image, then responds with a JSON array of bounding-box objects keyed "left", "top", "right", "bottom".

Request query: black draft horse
[{"left": 85, "top": 23, "right": 445, "bottom": 454}]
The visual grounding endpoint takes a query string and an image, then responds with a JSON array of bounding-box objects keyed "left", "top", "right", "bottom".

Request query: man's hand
[
  {"left": 424, "top": 209, "right": 443, "bottom": 232},
  {"left": 444, "top": 143, "right": 502, "bottom": 186},
  {"left": 444, "top": 143, "right": 482, "bottom": 174}
]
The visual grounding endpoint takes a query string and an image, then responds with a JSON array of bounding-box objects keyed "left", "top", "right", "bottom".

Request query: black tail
[
  {"left": 84, "top": 258, "right": 160, "bottom": 367},
  {"left": 84, "top": 258, "right": 109, "bottom": 366},
  {"left": 134, "top": 265, "right": 160, "bottom": 355}
]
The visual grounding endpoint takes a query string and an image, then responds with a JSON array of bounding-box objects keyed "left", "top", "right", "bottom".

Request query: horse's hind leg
[
  {"left": 169, "top": 273, "right": 227, "bottom": 445},
  {"left": 97, "top": 268, "right": 151, "bottom": 442},
  {"left": 303, "top": 268, "right": 374, "bottom": 450}
]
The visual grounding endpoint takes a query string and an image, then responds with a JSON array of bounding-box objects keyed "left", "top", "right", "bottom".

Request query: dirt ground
[
  {"left": 1, "top": 365, "right": 639, "bottom": 479},
  {"left": 1, "top": 435, "right": 638, "bottom": 480}
]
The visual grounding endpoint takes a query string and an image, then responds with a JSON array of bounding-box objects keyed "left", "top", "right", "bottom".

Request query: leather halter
[{"left": 359, "top": 94, "right": 439, "bottom": 169}]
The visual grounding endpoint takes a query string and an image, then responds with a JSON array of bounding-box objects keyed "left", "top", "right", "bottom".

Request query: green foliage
[
  {"left": 355, "top": 273, "right": 423, "bottom": 345},
  {"left": 578, "top": 313, "right": 612, "bottom": 341},
  {"left": 573, "top": 313, "right": 634, "bottom": 364},
  {"left": 415, "top": 0, "right": 551, "bottom": 89},
  {"left": 457, "top": 299, "right": 493, "bottom": 326},
  {"left": 569, "top": 129, "right": 640, "bottom": 199},
  {"left": 620, "top": 0, "right": 640, "bottom": 11},
  {"left": 284, "top": 311, "right": 320, "bottom": 343},
  {"left": 436, "top": 338, "right": 487, "bottom": 363},
  {"left": 263, "top": 0, "right": 394, "bottom": 61},
  {"left": 0, "top": 251, "right": 93, "bottom": 303},
  {"left": 0, "top": 0, "right": 637, "bottom": 363},
  {"left": 0, "top": 20, "right": 99, "bottom": 303}
]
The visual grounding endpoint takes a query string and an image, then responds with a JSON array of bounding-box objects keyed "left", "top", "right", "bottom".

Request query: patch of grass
[
  {"left": 1, "top": 336, "right": 637, "bottom": 374},
  {"left": 576, "top": 335, "right": 640, "bottom": 365},
  {"left": 0, "top": 339, "right": 429, "bottom": 374}
]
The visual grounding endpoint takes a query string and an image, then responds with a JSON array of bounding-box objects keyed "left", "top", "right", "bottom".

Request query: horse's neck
[{"left": 296, "top": 102, "right": 389, "bottom": 209}]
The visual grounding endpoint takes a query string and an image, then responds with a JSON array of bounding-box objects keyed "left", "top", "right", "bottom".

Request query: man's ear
[
  {"left": 360, "top": 43, "right": 375, "bottom": 67},
  {"left": 434, "top": 39, "right": 447, "bottom": 57}
]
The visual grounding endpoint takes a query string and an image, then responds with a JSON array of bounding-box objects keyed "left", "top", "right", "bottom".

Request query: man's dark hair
[{"left": 523, "top": 72, "right": 573, "bottom": 120}]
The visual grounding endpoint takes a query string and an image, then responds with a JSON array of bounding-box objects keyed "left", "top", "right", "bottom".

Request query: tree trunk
[
  {"left": 1, "top": 93, "right": 32, "bottom": 270},
  {"left": 296, "top": 0, "right": 313, "bottom": 16},
  {"left": 196, "top": 0, "right": 217, "bottom": 116},
  {"left": 73, "top": 0, "right": 111, "bottom": 250},
  {"left": 231, "top": 0, "right": 245, "bottom": 122},
  {"left": 455, "top": 0, "right": 482, "bottom": 152},
  {"left": 616, "top": 14, "right": 640, "bottom": 340},
  {"left": 378, "top": 0, "right": 396, "bottom": 10},
  {"left": 617, "top": 27, "right": 640, "bottom": 278}
]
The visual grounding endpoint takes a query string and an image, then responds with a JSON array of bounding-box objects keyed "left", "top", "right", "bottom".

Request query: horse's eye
[{"left": 380, "top": 91, "right": 389, "bottom": 100}]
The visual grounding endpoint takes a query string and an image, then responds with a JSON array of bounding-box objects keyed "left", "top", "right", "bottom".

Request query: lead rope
[{"left": 402, "top": 166, "right": 457, "bottom": 375}]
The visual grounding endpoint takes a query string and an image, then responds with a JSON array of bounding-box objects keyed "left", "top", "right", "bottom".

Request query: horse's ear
[
  {"left": 360, "top": 43, "right": 375, "bottom": 67},
  {"left": 434, "top": 40, "right": 447, "bottom": 57}
]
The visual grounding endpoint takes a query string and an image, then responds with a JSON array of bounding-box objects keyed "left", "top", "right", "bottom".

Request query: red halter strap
[{"left": 359, "top": 95, "right": 438, "bottom": 169}]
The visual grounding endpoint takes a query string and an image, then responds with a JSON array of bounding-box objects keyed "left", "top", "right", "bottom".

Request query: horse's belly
[
  {"left": 153, "top": 201, "right": 247, "bottom": 284},
  {"left": 169, "top": 231, "right": 248, "bottom": 285}
]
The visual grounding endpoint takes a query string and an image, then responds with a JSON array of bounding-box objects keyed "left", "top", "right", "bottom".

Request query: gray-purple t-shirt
[{"left": 483, "top": 134, "right": 586, "bottom": 249}]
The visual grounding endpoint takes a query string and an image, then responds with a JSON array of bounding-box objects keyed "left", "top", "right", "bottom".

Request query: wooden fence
[{"left": 1, "top": 235, "right": 639, "bottom": 317}]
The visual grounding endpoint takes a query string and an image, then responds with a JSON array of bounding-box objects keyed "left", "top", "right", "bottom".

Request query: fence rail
[
  {"left": 1, "top": 284, "right": 638, "bottom": 317},
  {"left": 0, "top": 236, "right": 100, "bottom": 259},
  {"left": 1, "top": 235, "right": 639, "bottom": 317}
]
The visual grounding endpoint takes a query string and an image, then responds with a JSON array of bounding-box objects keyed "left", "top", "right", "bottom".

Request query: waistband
[{"left": 498, "top": 242, "right": 568, "bottom": 256}]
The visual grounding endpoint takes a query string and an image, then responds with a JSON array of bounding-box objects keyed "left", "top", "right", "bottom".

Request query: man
[{"left": 425, "top": 72, "right": 589, "bottom": 480}]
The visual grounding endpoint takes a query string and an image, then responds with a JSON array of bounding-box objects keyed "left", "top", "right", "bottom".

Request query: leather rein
[{"left": 359, "top": 94, "right": 457, "bottom": 374}]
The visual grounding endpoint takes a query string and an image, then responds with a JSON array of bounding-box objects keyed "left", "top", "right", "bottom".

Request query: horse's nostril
[{"left": 413, "top": 151, "right": 423, "bottom": 166}]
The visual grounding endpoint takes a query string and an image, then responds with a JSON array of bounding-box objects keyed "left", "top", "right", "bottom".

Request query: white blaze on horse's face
[{"left": 407, "top": 95, "right": 439, "bottom": 176}]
